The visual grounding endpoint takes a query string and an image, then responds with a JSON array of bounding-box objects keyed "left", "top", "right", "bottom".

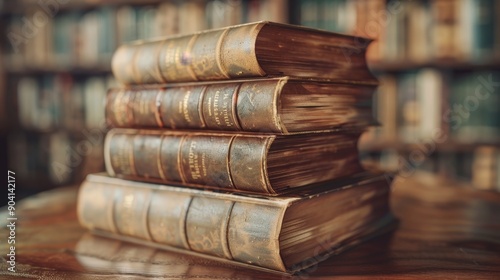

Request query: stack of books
[{"left": 77, "top": 21, "right": 395, "bottom": 274}]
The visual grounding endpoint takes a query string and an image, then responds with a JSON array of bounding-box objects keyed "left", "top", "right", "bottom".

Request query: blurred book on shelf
[
  {"left": 3, "top": 0, "right": 288, "bottom": 71},
  {"left": 0, "top": 0, "right": 288, "bottom": 201},
  {"left": 472, "top": 146, "right": 500, "bottom": 191},
  {"left": 295, "top": 0, "right": 500, "bottom": 63},
  {"left": 1, "top": 0, "right": 500, "bottom": 202}
]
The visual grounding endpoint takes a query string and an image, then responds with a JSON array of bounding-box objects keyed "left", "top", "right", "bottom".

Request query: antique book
[
  {"left": 106, "top": 77, "right": 375, "bottom": 134},
  {"left": 77, "top": 172, "right": 394, "bottom": 273},
  {"left": 111, "top": 21, "right": 376, "bottom": 85},
  {"left": 104, "top": 128, "right": 362, "bottom": 194}
]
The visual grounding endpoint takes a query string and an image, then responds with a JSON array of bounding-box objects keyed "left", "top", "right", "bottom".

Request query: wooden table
[{"left": 1, "top": 172, "right": 499, "bottom": 279}]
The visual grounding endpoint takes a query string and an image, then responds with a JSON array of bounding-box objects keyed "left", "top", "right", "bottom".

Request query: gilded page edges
[{"left": 221, "top": 22, "right": 266, "bottom": 79}]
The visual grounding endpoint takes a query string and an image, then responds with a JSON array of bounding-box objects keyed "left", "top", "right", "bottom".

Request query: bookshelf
[
  {"left": 0, "top": 0, "right": 290, "bottom": 204},
  {"left": 1, "top": 0, "right": 499, "bottom": 204}
]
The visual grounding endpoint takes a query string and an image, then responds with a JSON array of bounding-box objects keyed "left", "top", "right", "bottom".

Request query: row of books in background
[
  {"left": 9, "top": 74, "right": 110, "bottom": 187},
  {"left": 15, "top": 75, "right": 112, "bottom": 130},
  {"left": 297, "top": 0, "right": 500, "bottom": 62},
  {"left": 5, "top": 0, "right": 287, "bottom": 69},
  {"left": 8, "top": 130, "right": 104, "bottom": 186},
  {"left": 363, "top": 146, "right": 500, "bottom": 192},
  {"left": 8, "top": 0, "right": 500, "bottom": 68},
  {"left": 362, "top": 70, "right": 500, "bottom": 145}
]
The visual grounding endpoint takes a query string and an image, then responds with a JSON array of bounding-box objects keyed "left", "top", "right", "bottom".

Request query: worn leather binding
[
  {"left": 77, "top": 172, "right": 394, "bottom": 273},
  {"left": 106, "top": 77, "right": 376, "bottom": 134},
  {"left": 111, "top": 21, "right": 376, "bottom": 85},
  {"left": 104, "top": 128, "right": 363, "bottom": 194}
]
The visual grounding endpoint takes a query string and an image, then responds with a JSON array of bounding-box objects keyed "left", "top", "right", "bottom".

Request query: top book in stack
[{"left": 111, "top": 21, "right": 376, "bottom": 85}]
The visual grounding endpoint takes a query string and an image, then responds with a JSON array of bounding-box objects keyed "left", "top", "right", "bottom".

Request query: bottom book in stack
[{"left": 77, "top": 172, "right": 395, "bottom": 274}]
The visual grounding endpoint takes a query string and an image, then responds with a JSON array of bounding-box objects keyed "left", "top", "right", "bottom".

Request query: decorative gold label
[{"left": 202, "top": 84, "right": 241, "bottom": 130}]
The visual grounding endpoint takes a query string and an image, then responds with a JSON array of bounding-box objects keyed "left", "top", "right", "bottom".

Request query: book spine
[
  {"left": 105, "top": 79, "right": 285, "bottom": 133},
  {"left": 77, "top": 177, "right": 287, "bottom": 271},
  {"left": 104, "top": 129, "right": 274, "bottom": 193},
  {"left": 111, "top": 22, "right": 266, "bottom": 84}
]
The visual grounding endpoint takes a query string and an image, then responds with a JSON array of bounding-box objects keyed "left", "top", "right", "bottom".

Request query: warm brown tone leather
[
  {"left": 105, "top": 77, "right": 375, "bottom": 134},
  {"left": 104, "top": 128, "right": 362, "bottom": 194},
  {"left": 1, "top": 173, "right": 499, "bottom": 278},
  {"left": 111, "top": 21, "right": 376, "bottom": 85},
  {"left": 77, "top": 173, "right": 392, "bottom": 272}
]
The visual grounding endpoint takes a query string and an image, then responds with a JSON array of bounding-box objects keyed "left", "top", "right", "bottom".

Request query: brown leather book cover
[
  {"left": 111, "top": 21, "right": 376, "bottom": 85},
  {"left": 77, "top": 172, "right": 395, "bottom": 273},
  {"left": 104, "top": 128, "right": 364, "bottom": 194},
  {"left": 106, "top": 77, "right": 376, "bottom": 134}
]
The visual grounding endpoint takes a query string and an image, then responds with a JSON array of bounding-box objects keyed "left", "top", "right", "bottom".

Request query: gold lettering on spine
[
  {"left": 201, "top": 151, "right": 207, "bottom": 178},
  {"left": 213, "top": 90, "right": 221, "bottom": 125},
  {"left": 207, "top": 96, "right": 213, "bottom": 120},
  {"left": 222, "top": 91, "right": 230, "bottom": 127},
  {"left": 202, "top": 84, "right": 241, "bottom": 130},
  {"left": 181, "top": 90, "right": 192, "bottom": 124},
  {"left": 188, "top": 140, "right": 202, "bottom": 180}
]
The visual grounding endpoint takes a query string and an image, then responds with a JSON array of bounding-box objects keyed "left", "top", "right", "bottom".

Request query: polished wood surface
[{"left": 1, "top": 172, "right": 499, "bottom": 279}]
